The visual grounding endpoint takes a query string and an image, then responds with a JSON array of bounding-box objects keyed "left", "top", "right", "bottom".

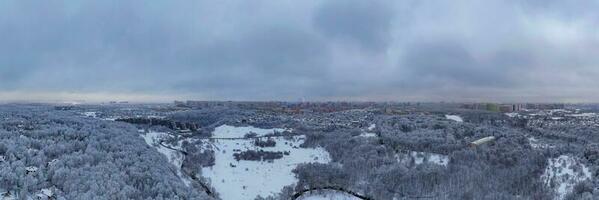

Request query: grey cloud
[
  {"left": 400, "top": 40, "right": 534, "bottom": 88},
  {"left": 313, "top": 0, "right": 394, "bottom": 51},
  {"left": 1, "top": 0, "right": 599, "bottom": 102}
]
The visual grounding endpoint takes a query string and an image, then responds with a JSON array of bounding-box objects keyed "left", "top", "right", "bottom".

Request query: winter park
[{"left": 2, "top": 1, "right": 599, "bottom": 200}]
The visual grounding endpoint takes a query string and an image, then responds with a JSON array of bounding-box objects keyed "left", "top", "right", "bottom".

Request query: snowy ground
[
  {"left": 567, "top": 113, "right": 597, "bottom": 118},
  {"left": 528, "top": 137, "right": 554, "bottom": 149},
  {"left": 202, "top": 125, "right": 331, "bottom": 200},
  {"left": 212, "top": 125, "right": 290, "bottom": 138},
  {"left": 357, "top": 124, "right": 377, "bottom": 137},
  {"left": 0, "top": 192, "right": 15, "bottom": 200},
  {"left": 0, "top": 188, "right": 52, "bottom": 200},
  {"left": 540, "top": 155, "right": 592, "bottom": 200},
  {"left": 358, "top": 132, "right": 377, "bottom": 138},
  {"left": 445, "top": 115, "right": 463, "bottom": 122},
  {"left": 367, "top": 123, "right": 376, "bottom": 131},
  {"left": 82, "top": 112, "right": 97, "bottom": 118},
  {"left": 297, "top": 190, "right": 360, "bottom": 200},
  {"left": 0, "top": 188, "right": 15, "bottom": 200},
  {"left": 396, "top": 151, "right": 449, "bottom": 166}
]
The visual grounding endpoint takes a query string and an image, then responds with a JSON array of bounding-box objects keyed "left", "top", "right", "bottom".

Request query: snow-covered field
[
  {"left": 540, "top": 155, "right": 592, "bottom": 200},
  {"left": 212, "top": 125, "right": 290, "bottom": 138},
  {"left": 202, "top": 125, "right": 331, "bottom": 200},
  {"left": 445, "top": 115, "right": 463, "bottom": 122}
]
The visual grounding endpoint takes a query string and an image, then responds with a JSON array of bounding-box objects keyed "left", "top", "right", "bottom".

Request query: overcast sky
[{"left": 1, "top": 0, "right": 599, "bottom": 103}]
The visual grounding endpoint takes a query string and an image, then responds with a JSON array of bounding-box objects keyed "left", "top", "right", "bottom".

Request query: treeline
[
  {"left": 233, "top": 150, "right": 288, "bottom": 161},
  {"left": 255, "top": 138, "right": 277, "bottom": 147},
  {"left": 116, "top": 117, "right": 200, "bottom": 132}
]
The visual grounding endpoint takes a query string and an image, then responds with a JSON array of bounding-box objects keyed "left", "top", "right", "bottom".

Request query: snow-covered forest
[{"left": 1, "top": 103, "right": 597, "bottom": 200}]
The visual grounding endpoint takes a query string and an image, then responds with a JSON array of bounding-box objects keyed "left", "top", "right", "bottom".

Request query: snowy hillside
[{"left": 541, "top": 155, "right": 592, "bottom": 200}]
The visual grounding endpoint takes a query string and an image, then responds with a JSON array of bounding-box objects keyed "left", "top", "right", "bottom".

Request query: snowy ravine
[
  {"left": 140, "top": 131, "right": 192, "bottom": 187},
  {"left": 202, "top": 125, "right": 331, "bottom": 200},
  {"left": 540, "top": 155, "right": 592, "bottom": 200}
]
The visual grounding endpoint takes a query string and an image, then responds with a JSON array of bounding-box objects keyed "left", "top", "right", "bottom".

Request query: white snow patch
[
  {"left": 212, "top": 125, "right": 290, "bottom": 138},
  {"left": 25, "top": 166, "right": 38, "bottom": 173},
  {"left": 83, "top": 112, "right": 97, "bottom": 118},
  {"left": 445, "top": 115, "right": 463, "bottom": 122},
  {"left": 35, "top": 188, "right": 53, "bottom": 199},
  {"left": 40, "top": 189, "right": 52, "bottom": 197},
  {"left": 540, "top": 155, "right": 592, "bottom": 200},
  {"left": 367, "top": 124, "right": 376, "bottom": 131},
  {"left": 358, "top": 124, "right": 377, "bottom": 137},
  {"left": 0, "top": 191, "right": 16, "bottom": 200},
  {"left": 567, "top": 113, "right": 597, "bottom": 118},
  {"left": 549, "top": 109, "right": 569, "bottom": 115},
  {"left": 505, "top": 113, "right": 519, "bottom": 118},
  {"left": 528, "top": 137, "right": 553, "bottom": 149},
  {"left": 528, "top": 137, "right": 541, "bottom": 149},
  {"left": 202, "top": 126, "right": 330, "bottom": 200},
  {"left": 358, "top": 133, "right": 377, "bottom": 138},
  {"left": 396, "top": 151, "right": 449, "bottom": 166}
]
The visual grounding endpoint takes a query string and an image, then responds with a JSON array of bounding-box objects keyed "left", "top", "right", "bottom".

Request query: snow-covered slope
[
  {"left": 540, "top": 155, "right": 592, "bottom": 200},
  {"left": 140, "top": 131, "right": 191, "bottom": 187}
]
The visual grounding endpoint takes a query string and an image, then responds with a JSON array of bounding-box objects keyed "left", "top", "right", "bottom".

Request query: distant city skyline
[{"left": 2, "top": 1, "right": 599, "bottom": 102}]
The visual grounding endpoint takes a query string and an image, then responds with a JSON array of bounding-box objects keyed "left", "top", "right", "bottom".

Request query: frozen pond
[{"left": 202, "top": 125, "right": 331, "bottom": 200}]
